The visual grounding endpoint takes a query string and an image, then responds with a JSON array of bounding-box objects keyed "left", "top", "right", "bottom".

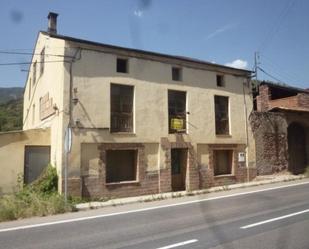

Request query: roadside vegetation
[
  {"left": 0, "top": 98, "right": 23, "bottom": 132},
  {"left": 0, "top": 165, "right": 75, "bottom": 222}
]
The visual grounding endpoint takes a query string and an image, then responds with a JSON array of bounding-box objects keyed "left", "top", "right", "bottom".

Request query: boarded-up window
[
  {"left": 215, "top": 96, "right": 229, "bottom": 135},
  {"left": 168, "top": 90, "right": 186, "bottom": 133},
  {"left": 40, "top": 93, "right": 55, "bottom": 120},
  {"left": 106, "top": 150, "right": 137, "bottom": 183},
  {"left": 214, "top": 150, "right": 232, "bottom": 175},
  {"left": 111, "top": 84, "right": 134, "bottom": 132}
]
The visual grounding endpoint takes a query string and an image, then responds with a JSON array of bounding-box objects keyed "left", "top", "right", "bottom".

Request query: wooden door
[{"left": 171, "top": 149, "right": 187, "bottom": 191}]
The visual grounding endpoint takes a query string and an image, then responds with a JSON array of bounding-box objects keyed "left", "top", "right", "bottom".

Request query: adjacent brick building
[{"left": 250, "top": 81, "right": 309, "bottom": 175}]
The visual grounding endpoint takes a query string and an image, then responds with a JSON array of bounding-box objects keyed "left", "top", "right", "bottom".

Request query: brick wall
[
  {"left": 69, "top": 139, "right": 256, "bottom": 198},
  {"left": 207, "top": 144, "right": 253, "bottom": 186},
  {"left": 269, "top": 96, "right": 298, "bottom": 109},
  {"left": 161, "top": 135, "right": 199, "bottom": 192},
  {"left": 257, "top": 85, "right": 271, "bottom": 111},
  {"left": 298, "top": 93, "right": 309, "bottom": 109},
  {"left": 81, "top": 143, "right": 159, "bottom": 198},
  {"left": 257, "top": 84, "right": 309, "bottom": 111}
]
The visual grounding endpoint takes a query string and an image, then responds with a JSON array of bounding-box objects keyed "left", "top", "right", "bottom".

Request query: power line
[
  {"left": 0, "top": 51, "right": 74, "bottom": 58},
  {"left": 258, "top": 0, "right": 296, "bottom": 52},
  {"left": 258, "top": 66, "right": 285, "bottom": 83},
  {"left": 0, "top": 60, "right": 70, "bottom": 66},
  {"left": 260, "top": 54, "right": 304, "bottom": 84},
  {"left": 262, "top": 61, "right": 298, "bottom": 84}
]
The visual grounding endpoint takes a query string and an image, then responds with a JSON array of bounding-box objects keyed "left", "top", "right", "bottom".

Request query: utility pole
[{"left": 254, "top": 51, "right": 260, "bottom": 81}]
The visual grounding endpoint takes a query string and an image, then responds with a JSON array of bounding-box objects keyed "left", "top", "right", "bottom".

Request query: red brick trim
[
  {"left": 81, "top": 143, "right": 159, "bottom": 198},
  {"left": 160, "top": 135, "right": 199, "bottom": 191}
]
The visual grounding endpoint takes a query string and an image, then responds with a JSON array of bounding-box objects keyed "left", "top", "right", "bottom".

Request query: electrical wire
[
  {"left": 260, "top": 54, "right": 304, "bottom": 84},
  {"left": 261, "top": 62, "right": 298, "bottom": 85},
  {"left": 0, "top": 51, "right": 74, "bottom": 58},
  {"left": 0, "top": 60, "right": 70, "bottom": 66},
  {"left": 257, "top": 66, "right": 285, "bottom": 83},
  {"left": 258, "top": 0, "right": 296, "bottom": 52}
]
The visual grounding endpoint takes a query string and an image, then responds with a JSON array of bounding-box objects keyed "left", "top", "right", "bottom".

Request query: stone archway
[{"left": 288, "top": 123, "right": 307, "bottom": 174}]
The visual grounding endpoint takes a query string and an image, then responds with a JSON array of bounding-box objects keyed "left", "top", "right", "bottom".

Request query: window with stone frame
[
  {"left": 215, "top": 95, "right": 229, "bottom": 135},
  {"left": 110, "top": 84, "right": 134, "bottom": 132},
  {"left": 214, "top": 150, "right": 233, "bottom": 175},
  {"left": 40, "top": 48, "right": 45, "bottom": 75},
  {"left": 168, "top": 90, "right": 187, "bottom": 133},
  {"left": 106, "top": 149, "right": 137, "bottom": 183}
]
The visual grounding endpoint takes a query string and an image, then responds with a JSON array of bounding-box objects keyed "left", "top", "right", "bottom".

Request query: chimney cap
[
  {"left": 48, "top": 12, "right": 58, "bottom": 18},
  {"left": 47, "top": 12, "right": 58, "bottom": 34}
]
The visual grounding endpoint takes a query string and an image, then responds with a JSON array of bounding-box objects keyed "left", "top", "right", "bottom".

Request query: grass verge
[{"left": 0, "top": 165, "right": 75, "bottom": 222}]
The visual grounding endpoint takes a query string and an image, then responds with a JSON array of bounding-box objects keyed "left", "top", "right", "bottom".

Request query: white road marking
[
  {"left": 0, "top": 181, "right": 308, "bottom": 233},
  {"left": 241, "top": 209, "right": 309, "bottom": 229},
  {"left": 156, "top": 239, "right": 198, "bottom": 249}
]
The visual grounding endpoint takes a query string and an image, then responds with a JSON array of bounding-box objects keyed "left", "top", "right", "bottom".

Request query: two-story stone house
[{"left": 21, "top": 13, "right": 256, "bottom": 198}]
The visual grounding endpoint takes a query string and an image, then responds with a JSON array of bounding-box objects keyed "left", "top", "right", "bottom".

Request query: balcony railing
[{"left": 111, "top": 112, "right": 133, "bottom": 132}]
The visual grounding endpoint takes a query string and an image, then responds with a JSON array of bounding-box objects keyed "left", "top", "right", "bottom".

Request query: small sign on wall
[
  {"left": 238, "top": 152, "right": 246, "bottom": 162},
  {"left": 171, "top": 118, "right": 184, "bottom": 130},
  {"left": 40, "top": 92, "right": 56, "bottom": 120}
]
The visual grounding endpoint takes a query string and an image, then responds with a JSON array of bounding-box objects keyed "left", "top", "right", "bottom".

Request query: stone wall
[{"left": 250, "top": 111, "right": 289, "bottom": 174}]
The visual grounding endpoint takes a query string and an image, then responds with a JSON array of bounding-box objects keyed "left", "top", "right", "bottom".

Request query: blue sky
[{"left": 0, "top": 0, "right": 308, "bottom": 89}]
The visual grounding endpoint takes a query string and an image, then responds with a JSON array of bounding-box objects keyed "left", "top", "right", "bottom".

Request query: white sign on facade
[{"left": 238, "top": 152, "right": 246, "bottom": 162}]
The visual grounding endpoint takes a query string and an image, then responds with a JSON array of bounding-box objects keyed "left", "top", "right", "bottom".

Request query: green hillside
[
  {"left": 0, "top": 87, "right": 23, "bottom": 104},
  {"left": 0, "top": 97, "right": 23, "bottom": 132}
]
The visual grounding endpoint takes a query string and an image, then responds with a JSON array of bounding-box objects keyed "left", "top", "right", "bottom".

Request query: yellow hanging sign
[{"left": 171, "top": 118, "right": 184, "bottom": 130}]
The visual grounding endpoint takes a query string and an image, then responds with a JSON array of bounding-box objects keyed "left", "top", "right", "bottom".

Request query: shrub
[
  {"left": 31, "top": 164, "right": 58, "bottom": 194},
  {"left": 0, "top": 165, "right": 74, "bottom": 222}
]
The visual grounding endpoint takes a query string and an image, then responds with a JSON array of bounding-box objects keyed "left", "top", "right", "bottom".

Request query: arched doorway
[{"left": 288, "top": 123, "right": 307, "bottom": 174}]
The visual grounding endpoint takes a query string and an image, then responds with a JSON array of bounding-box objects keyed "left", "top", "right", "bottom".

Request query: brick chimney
[
  {"left": 47, "top": 12, "right": 58, "bottom": 34},
  {"left": 256, "top": 85, "right": 271, "bottom": 111}
]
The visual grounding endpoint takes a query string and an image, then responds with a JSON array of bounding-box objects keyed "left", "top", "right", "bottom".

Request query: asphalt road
[{"left": 1, "top": 180, "right": 309, "bottom": 249}]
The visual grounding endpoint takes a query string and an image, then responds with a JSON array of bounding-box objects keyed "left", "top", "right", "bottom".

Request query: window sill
[
  {"left": 214, "top": 174, "right": 235, "bottom": 178},
  {"left": 169, "top": 130, "right": 187, "bottom": 134},
  {"left": 106, "top": 180, "right": 140, "bottom": 186},
  {"left": 216, "top": 134, "right": 232, "bottom": 138},
  {"left": 110, "top": 132, "right": 136, "bottom": 136}
]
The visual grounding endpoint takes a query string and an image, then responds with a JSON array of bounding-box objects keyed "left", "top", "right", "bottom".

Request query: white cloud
[
  {"left": 134, "top": 10, "right": 143, "bottom": 17},
  {"left": 225, "top": 59, "right": 248, "bottom": 69},
  {"left": 206, "top": 23, "right": 236, "bottom": 40}
]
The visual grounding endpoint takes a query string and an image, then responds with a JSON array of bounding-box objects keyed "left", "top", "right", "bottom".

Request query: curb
[{"left": 75, "top": 175, "right": 306, "bottom": 211}]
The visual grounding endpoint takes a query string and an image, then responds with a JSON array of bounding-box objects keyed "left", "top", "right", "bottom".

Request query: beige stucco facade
[
  {"left": 2, "top": 29, "right": 257, "bottom": 197},
  {"left": 0, "top": 129, "right": 50, "bottom": 194}
]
